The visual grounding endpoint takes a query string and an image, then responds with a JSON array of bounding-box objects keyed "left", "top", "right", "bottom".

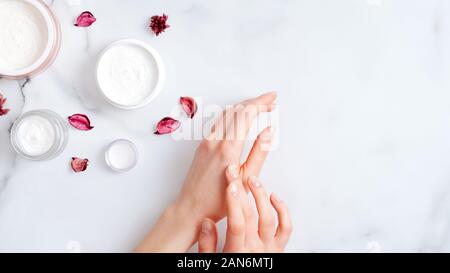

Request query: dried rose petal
[
  {"left": 0, "top": 94, "right": 10, "bottom": 116},
  {"left": 154, "top": 117, "right": 180, "bottom": 135},
  {"left": 180, "top": 97, "right": 198, "bottom": 119},
  {"left": 74, "top": 11, "right": 96, "bottom": 27},
  {"left": 71, "top": 157, "right": 89, "bottom": 172},
  {"left": 68, "top": 114, "right": 94, "bottom": 131},
  {"left": 150, "top": 14, "right": 170, "bottom": 36}
]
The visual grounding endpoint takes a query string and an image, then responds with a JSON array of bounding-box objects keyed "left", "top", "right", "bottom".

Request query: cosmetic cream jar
[
  {"left": 105, "top": 139, "right": 138, "bottom": 172},
  {"left": 96, "top": 39, "right": 165, "bottom": 109},
  {"left": 10, "top": 109, "right": 68, "bottom": 160},
  {"left": 0, "top": 0, "right": 61, "bottom": 79}
]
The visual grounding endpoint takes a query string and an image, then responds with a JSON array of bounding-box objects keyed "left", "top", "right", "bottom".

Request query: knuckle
[
  {"left": 218, "top": 142, "right": 236, "bottom": 159},
  {"left": 199, "top": 140, "right": 214, "bottom": 152}
]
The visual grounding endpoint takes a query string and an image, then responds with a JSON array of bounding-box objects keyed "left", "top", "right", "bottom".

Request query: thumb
[{"left": 198, "top": 218, "right": 218, "bottom": 253}]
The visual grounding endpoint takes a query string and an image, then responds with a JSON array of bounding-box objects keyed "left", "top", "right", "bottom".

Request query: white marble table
[{"left": 1, "top": 0, "right": 450, "bottom": 252}]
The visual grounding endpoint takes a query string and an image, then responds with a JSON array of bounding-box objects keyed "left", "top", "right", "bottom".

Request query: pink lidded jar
[{"left": 0, "top": 0, "right": 61, "bottom": 80}]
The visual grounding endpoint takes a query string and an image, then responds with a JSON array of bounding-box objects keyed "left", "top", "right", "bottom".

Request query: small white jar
[
  {"left": 105, "top": 139, "right": 138, "bottom": 172},
  {"left": 10, "top": 109, "right": 68, "bottom": 160},
  {"left": 96, "top": 39, "right": 165, "bottom": 109}
]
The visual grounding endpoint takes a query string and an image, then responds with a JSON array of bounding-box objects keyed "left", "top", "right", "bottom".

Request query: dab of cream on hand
[{"left": 105, "top": 139, "right": 138, "bottom": 172}]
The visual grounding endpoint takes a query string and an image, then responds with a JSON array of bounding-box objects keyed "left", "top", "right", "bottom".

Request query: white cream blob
[
  {"left": 16, "top": 115, "right": 56, "bottom": 156},
  {"left": 0, "top": 0, "right": 49, "bottom": 72},
  {"left": 97, "top": 42, "right": 159, "bottom": 107},
  {"left": 105, "top": 139, "right": 138, "bottom": 172}
]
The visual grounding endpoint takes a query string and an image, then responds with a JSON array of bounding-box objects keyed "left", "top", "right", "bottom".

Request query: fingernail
[
  {"left": 230, "top": 182, "right": 239, "bottom": 197},
  {"left": 227, "top": 164, "right": 239, "bottom": 179},
  {"left": 272, "top": 193, "right": 282, "bottom": 203},
  {"left": 201, "top": 220, "right": 212, "bottom": 234},
  {"left": 250, "top": 176, "right": 261, "bottom": 188}
]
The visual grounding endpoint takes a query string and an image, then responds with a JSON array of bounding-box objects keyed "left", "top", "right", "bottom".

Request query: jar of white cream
[
  {"left": 96, "top": 39, "right": 165, "bottom": 109},
  {"left": 10, "top": 110, "right": 68, "bottom": 160},
  {"left": 105, "top": 139, "right": 138, "bottom": 172},
  {"left": 0, "top": 0, "right": 61, "bottom": 79}
]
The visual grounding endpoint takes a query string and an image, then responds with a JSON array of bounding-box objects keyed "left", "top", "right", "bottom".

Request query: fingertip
[
  {"left": 270, "top": 193, "right": 286, "bottom": 213},
  {"left": 201, "top": 218, "right": 215, "bottom": 235},
  {"left": 226, "top": 164, "right": 240, "bottom": 182},
  {"left": 248, "top": 176, "right": 262, "bottom": 189},
  {"left": 249, "top": 91, "right": 277, "bottom": 107},
  {"left": 260, "top": 91, "right": 277, "bottom": 99},
  {"left": 198, "top": 218, "right": 218, "bottom": 253}
]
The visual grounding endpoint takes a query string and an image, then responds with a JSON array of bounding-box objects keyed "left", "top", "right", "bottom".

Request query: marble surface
[{"left": 1, "top": 0, "right": 450, "bottom": 252}]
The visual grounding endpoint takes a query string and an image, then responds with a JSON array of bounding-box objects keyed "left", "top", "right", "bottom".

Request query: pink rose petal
[
  {"left": 154, "top": 117, "right": 180, "bottom": 135},
  {"left": 0, "top": 94, "right": 10, "bottom": 116},
  {"left": 71, "top": 157, "right": 89, "bottom": 172},
  {"left": 75, "top": 11, "right": 96, "bottom": 27},
  {"left": 68, "top": 114, "right": 94, "bottom": 131},
  {"left": 180, "top": 96, "right": 198, "bottom": 119}
]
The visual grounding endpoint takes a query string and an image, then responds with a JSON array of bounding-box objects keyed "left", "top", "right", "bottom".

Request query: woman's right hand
[{"left": 198, "top": 165, "right": 293, "bottom": 253}]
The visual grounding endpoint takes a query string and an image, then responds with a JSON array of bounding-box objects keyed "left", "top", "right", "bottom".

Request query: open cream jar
[
  {"left": 96, "top": 39, "right": 165, "bottom": 109},
  {"left": 105, "top": 139, "right": 138, "bottom": 172},
  {"left": 10, "top": 109, "right": 68, "bottom": 160},
  {"left": 0, "top": 0, "right": 61, "bottom": 79}
]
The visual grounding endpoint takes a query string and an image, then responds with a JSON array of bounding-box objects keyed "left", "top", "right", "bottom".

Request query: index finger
[{"left": 224, "top": 182, "right": 246, "bottom": 252}]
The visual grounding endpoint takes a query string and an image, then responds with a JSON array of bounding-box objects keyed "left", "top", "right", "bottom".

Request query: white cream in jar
[
  {"left": 10, "top": 110, "right": 68, "bottom": 160},
  {"left": 96, "top": 39, "right": 165, "bottom": 109},
  {"left": 16, "top": 115, "right": 55, "bottom": 156},
  {"left": 0, "top": 0, "right": 60, "bottom": 79},
  {"left": 105, "top": 139, "right": 138, "bottom": 172}
]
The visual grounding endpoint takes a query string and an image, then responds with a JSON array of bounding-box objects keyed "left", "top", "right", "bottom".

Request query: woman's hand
[
  {"left": 198, "top": 166, "right": 292, "bottom": 253},
  {"left": 176, "top": 91, "right": 277, "bottom": 222},
  {"left": 135, "top": 92, "right": 277, "bottom": 252}
]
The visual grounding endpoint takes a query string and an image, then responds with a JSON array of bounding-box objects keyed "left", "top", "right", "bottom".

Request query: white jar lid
[{"left": 105, "top": 139, "right": 138, "bottom": 172}]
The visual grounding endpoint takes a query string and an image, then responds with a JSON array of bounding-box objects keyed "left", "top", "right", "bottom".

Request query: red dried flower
[
  {"left": 150, "top": 14, "right": 170, "bottom": 36},
  {"left": 74, "top": 11, "right": 96, "bottom": 27},
  {"left": 71, "top": 157, "right": 89, "bottom": 172},
  {"left": 154, "top": 117, "right": 180, "bottom": 135},
  {"left": 0, "top": 93, "right": 10, "bottom": 116},
  {"left": 180, "top": 97, "right": 198, "bottom": 119},
  {"left": 68, "top": 114, "right": 94, "bottom": 131}
]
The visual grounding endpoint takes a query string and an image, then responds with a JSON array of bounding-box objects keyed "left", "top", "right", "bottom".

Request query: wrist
[
  {"left": 135, "top": 201, "right": 202, "bottom": 253},
  {"left": 173, "top": 194, "right": 204, "bottom": 223}
]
